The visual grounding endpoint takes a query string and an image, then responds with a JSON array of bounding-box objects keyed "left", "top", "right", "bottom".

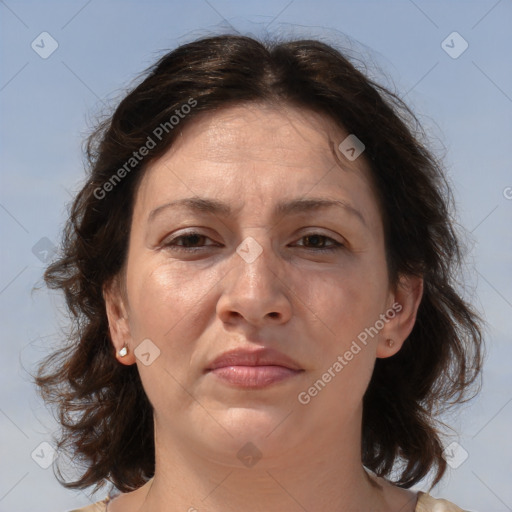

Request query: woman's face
[{"left": 106, "top": 103, "right": 419, "bottom": 465}]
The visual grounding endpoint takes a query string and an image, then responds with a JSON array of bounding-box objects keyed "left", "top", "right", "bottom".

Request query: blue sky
[{"left": 1, "top": 1, "right": 511, "bottom": 511}]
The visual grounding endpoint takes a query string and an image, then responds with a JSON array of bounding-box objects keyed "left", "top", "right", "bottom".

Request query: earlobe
[
  {"left": 376, "top": 274, "right": 423, "bottom": 359},
  {"left": 103, "top": 277, "right": 136, "bottom": 365}
]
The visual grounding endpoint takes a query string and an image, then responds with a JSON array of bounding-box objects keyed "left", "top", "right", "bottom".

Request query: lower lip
[{"left": 208, "top": 365, "right": 302, "bottom": 388}]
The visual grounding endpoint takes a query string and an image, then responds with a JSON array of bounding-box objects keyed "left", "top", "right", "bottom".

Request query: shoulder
[
  {"left": 415, "top": 491, "right": 474, "bottom": 512},
  {"left": 67, "top": 497, "right": 109, "bottom": 511}
]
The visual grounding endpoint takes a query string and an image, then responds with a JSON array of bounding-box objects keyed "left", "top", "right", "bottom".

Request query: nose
[{"left": 216, "top": 234, "right": 293, "bottom": 328}]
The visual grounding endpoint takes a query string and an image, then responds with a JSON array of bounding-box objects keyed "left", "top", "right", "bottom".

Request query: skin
[{"left": 103, "top": 103, "right": 423, "bottom": 512}]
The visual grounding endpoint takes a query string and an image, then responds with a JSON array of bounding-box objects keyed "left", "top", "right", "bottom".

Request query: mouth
[
  {"left": 205, "top": 347, "right": 304, "bottom": 389},
  {"left": 208, "top": 365, "right": 303, "bottom": 388}
]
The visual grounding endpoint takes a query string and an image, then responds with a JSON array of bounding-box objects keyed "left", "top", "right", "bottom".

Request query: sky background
[{"left": 1, "top": 1, "right": 511, "bottom": 511}]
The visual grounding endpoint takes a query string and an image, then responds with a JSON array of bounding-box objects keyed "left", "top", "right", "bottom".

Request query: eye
[
  {"left": 162, "top": 231, "right": 344, "bottom": 254},
  {"left": 293, "top": 233, "right": 344, "bottom": 252},
  {"left": 163, "top": 231, "right": 219, "bottom": 253}
]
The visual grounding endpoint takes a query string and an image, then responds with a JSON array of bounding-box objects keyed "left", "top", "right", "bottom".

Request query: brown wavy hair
[{"left": 35, "top": 34, "right": 484, "bottom": 493}]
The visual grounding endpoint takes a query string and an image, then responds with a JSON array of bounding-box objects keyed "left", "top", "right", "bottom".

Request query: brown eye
[
  {"left": 163, "top": 232, "right": 219, "bottom": 252},
  {"left": 295, "top": 234, "right": 343, "bottom": 252}
]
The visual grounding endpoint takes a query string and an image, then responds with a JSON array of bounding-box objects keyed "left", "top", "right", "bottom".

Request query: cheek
[
  {"left": 125, "top": 259, "right": 218, "bottom": 344},
  {"left": 306, "top": 264, "right": 388, "bottom": 407},
  {"left": 301, "top": 273, "right": 381, "bottom": 406},
  {"left": 308, "top": 352, "right": 376, "bottom": 417},
  {"left": 305, "top": 264, "right": 389, "bottom": 340}
]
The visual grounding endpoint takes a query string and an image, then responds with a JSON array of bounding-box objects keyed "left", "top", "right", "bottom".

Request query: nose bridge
[
  {"left": 217, "top": 228, "right": 291, "bottom": 326},
  {"left": 234, "top": 229, "right": 278, "bottom": 292}
]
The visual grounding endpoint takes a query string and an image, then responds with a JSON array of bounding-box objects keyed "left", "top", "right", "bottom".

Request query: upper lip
[{"left": 206, "top": 347, "right": 303, "bottom": 371}]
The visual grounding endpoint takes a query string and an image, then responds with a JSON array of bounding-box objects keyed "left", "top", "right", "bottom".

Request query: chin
[
  {"left": 175, "top": 404, "right": 312, "bottom": 468},
  {"left": 219, "top": 406, "right": 301, "bottom": 448}
]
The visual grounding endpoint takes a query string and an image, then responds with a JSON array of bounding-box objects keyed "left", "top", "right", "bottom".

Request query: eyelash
[{"left": 163, "top": 231, "right": 344, "bottom": 253}]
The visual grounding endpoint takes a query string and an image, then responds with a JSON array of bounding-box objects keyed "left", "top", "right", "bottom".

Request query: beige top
[{"left": 69, "top": 491, "right": 470, "bottom": 511}]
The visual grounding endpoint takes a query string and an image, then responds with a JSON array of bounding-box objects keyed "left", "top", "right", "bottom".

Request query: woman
[{"left": 36, "top": 34, "right": 483, "bottom": 512}]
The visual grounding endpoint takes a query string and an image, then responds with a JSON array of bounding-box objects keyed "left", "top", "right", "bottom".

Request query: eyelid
[
  {"left": 295, "top": 227, "right": 346, "bottom": 244},
  {"left": 292, "top": 232, "right": 345, "bottom": 252},
  {"left": 162, "top": 229, "right": 218, "bottom": 249},
  {"left": 162, "top": 229, "right": 346, "bottom": 254}
]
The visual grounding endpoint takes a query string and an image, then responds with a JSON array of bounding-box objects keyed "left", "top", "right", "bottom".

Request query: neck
[{"left": 136, "top": 407, "right": 389, "bottom": 512}]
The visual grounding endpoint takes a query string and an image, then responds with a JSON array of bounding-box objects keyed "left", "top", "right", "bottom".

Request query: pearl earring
[
  {"left": 118, "top": 345, "right": 128, "bottom": 357},
  {"left": 386, "top": 338, "right": 395, "bottom": 348}
]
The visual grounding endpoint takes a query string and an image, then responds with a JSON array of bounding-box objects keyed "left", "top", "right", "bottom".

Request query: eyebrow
[{"left": 147, "top": 197, "right": 367, "bottom": 226}]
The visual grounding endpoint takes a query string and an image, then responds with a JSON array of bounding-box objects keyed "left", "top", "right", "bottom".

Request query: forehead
[
  {"left": 158, "top": 103, "right": 357, "bottom": 168},
  {"left": 133, "top": 103, "right": 381, "bottom": 230}
]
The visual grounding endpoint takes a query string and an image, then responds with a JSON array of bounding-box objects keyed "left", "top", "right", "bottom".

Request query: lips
[
  {"left": 206, "top": 347, "right": 303, "bottom": 371},
  {"left": 205, "top": 347, "right": 304, "bottom": 389}
]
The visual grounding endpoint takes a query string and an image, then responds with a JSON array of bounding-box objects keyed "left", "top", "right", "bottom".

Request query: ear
[
  {"left": 103, "top": 275, "right": 136, "bottom": 365},
  {"left": 376, "top": 274, "right": 423, "bottom": 359}
]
